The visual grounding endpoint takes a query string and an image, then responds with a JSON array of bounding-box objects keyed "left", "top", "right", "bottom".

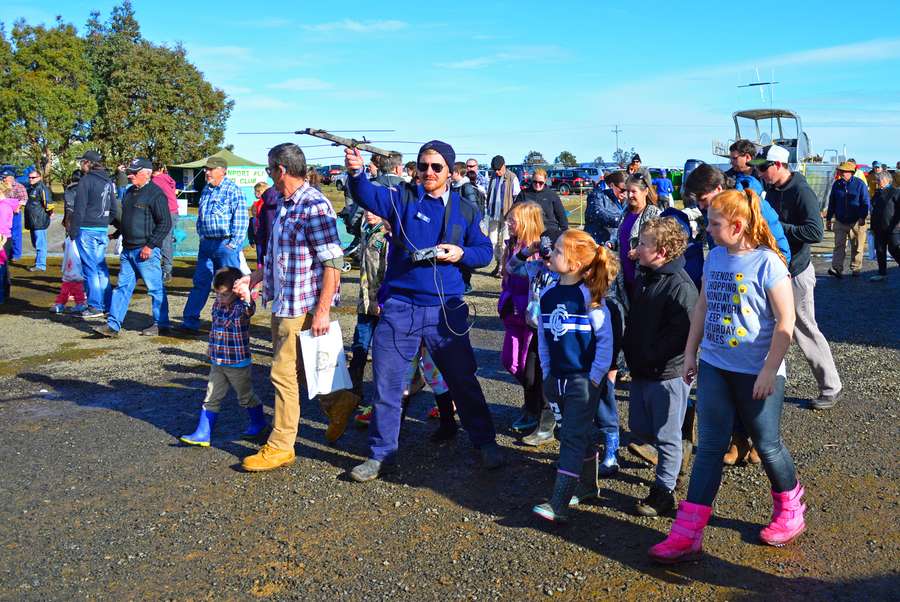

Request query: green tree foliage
[
  {"left": 555, "top": 151, "right": 577, "bottom": 167},
  {"left": 91, "top": 41, "right": 232, "bottom": 166},
  {"left": 523, "top": 150, "right": 547, "bottom": 165},
  {"left": 0, "top": 19, "right": 97, "bottom": 177},
  {"left": 593, "top": 155, "right": 605, "bottom": 164},
  {"left": 0, "top": 1, "right": 231, "bottom": 182},
  {"left": 612, "top": 147, "right": 635, "bottom": 166},
  {"left": 86, "top": 2, "right": 232, "bottom": 166}
]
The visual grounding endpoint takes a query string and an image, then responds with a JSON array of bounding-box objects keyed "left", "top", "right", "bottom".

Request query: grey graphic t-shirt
[{"left": 700, "top": 246, "right": 789, "bottom": 375}]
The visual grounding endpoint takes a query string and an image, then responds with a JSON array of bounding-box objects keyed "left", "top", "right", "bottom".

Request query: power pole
[{"left": 611, "top": 124, "right": 623, "bottom": 154}]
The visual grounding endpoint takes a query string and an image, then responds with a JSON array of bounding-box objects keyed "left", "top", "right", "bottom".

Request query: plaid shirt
[
  {"left": 196, "top": 177, "right": 248, "bottom": 246},
  {"left": 11, "top": 181, "right": 27, "bottom": 205},
  {"left": 263, "top": 183, "right": 343, "bottom": 317},
  {"left": 208, "top": 299, "right": 255, "bottom": 366}
]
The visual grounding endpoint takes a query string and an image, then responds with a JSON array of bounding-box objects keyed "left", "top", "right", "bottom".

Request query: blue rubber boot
[
  {"left": 241, "top": 405, "right": 269, "bottom": 440},
  {"left": 598, "top": 431, "right": 620, "bottom": 477},
  {"left": 180, "top": 409, "right": 218, "bottom": 447}
]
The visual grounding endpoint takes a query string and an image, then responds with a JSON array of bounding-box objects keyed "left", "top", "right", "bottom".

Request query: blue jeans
[
  {"left": 544, "top": 374, "right": 602, "bottom": 476},
  {"left": 595, "top": 375, "right": 619, "bottom": 436},
  {"left": 687, "top": 361, "right": 798, "bottom": 506},
  {"left": 107, "top": 247, "right": 169, "bottom": 331},
  {"left": 349, "top": 313, "right": 379, "bottom": 384},
  {"left": 182, "top": 238, "right": 240, "bottom": 329},
  {"left": 76, "top": 229, "right": 112, "bottom": 312},
  {"left": 10, "top": 211, "right": 22, "bottom": 259},
  {"left": 369, "top": 298, "right": 496, "bottom": 462},
  {"left": 30, "top": 228, "right": 47, "bottom": 270}
]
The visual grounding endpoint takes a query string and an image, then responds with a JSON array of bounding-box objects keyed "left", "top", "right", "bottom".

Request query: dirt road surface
[{"left": 0, "top": 255, "right": 897, "bottom": 601}]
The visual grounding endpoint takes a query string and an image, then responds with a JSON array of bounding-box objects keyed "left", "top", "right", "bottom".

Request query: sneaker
[
  {"left": 49, "top": 304, "right": 65, "bottom": 314},
  {"left": 635, "top": 484, "right": 676, "bottom": 517},
  {"left": 809, "top": 389, "right": 842, "bottom": 410},
  {"left": 92, "top": 324, "right": 119, "bottom": 338},
  {"left": 68, "top": 304, "right": 87, "bottom": 314},
  {"left": 355, "top": 405, "right": 373, "bottom": 427},
  {"left": 27, "top": 266, "right": 46, "bottom": 272},
  {"left": 510, "top": 411, "right": 538, "bottom": 433},
  {"left": 480, "top": 443, "right": 506, "bottom": 469},
  {"left": 869, "top": 274, "right": 886, "bottom": 282},
  {"left": 80, "top": 307, "right": 105, "bottom": 319},
  {"left": 350, "top": 458, "right": 382, "bottom": 482},
  {"left": 140, "top": 324, "right": 159, "bottom": 336},
  {"left": 827, "top": 267, "right": 842, "bottom": 279},
  {"left": 427, "top": 406, "right": 441, "bottom": 420}
]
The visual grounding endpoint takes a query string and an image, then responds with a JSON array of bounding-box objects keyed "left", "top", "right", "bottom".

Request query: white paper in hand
[{"left": 298, "top": 320, "right": 353, "bottom": 397}]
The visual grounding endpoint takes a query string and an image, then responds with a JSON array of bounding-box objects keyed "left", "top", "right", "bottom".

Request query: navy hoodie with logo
[{"left": 537, "top": 280, "right": 613, "bottom": 382}]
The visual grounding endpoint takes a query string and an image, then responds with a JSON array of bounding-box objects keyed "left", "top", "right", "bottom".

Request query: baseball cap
[
  {"left": 75, "top": 150, "right": 102, "bottom": 163},
  {"left": 490, "top": 155, "right": 505, "bottom": 170},
  {"left": 871, "top": 161, "right": 881, "bottom": 168},
  {"left": 0, "top": 167, "right": 15, "bottom": 178},
  {"left": 205, "top": 156, "right": 228, "bottom": 169},
  {"left": 630, "top": 154, "right": 642, "bottom": 163},
  {"left": 749, "top": 144, "right": 790, "bottom": 166},
  {"left": 126, "top": 158, "right": 153, "bottom": 173}
]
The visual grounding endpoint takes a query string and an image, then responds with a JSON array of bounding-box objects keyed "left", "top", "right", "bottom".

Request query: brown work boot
[
  {"left": 747, "top": 445, "right": 761, "bottom": 464},
  {"left": 723, "top": 442, "right": 740, "bottom": 466},
  {"left": 322, "top": 390, "right": 361, "bottom": 443},
  {"left": 242, "top": 444, "right": 296, "bottom": 472},
  {"left": 627, "top": 442, "right": 658, "bottom": 466}
]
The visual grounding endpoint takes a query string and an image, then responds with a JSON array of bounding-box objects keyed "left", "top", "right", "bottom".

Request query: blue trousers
[
  {"left": 30, "top": 228, "right": 47, "bottom": 270},
  {"left": 107, "top": 247, "right": 169, "bottom": 331},
  {"left": 595, "top": 375, "right": 619, "bottom": 436},
  {"left": 687, "top": 361, "right": 798, "bottom": 505},
  {"left": 368, "top": 297, "right": 496, "bottom": 462},
  {"left": 10, "top": 212, "right": 22, "bottom": 259},
  {"left": 76, "top": 229, "right": 112, "bottom": 312},
  {"left": 182, "top": 238, "right": 240, "bottom": 329},
  {"left": 349, "top": 313, "right": 379, "bottom": 383},
  {"left": 544, "top": 374, "right": 602, "bottom": 476}
]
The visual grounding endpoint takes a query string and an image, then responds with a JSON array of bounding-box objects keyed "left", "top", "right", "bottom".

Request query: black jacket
[
  {"left": 68, "top": 168, "right": 116, "bottom": 238},
  {"left": 115, "top": 181, "right": 171, "bottom": 250},
  {"left": 515, "top": 186, "right": 569, "bottom": 240},
  {"left": 25, "top": 181, "right": 52, "bottom": 231},
  {"left": 764, "top": 172, "right": 824, "bottom": 276},
  {"left": 622, "top": 255, "right": 698, "bottom": 380},
  {"left": 870, "top": 186, "right": 900, "bottom": 234}
]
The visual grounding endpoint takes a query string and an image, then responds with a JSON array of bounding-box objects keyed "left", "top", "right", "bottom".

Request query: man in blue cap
[{"left": 344, "top": 140, "right": 503, "bottom": 481}]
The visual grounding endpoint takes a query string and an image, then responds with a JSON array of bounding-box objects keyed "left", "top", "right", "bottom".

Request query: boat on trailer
[{"left": 712, "top": 108, "right": 844, "bottom": 209}]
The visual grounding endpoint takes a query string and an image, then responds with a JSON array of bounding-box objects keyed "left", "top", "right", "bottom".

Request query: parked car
[{"left": 548, "top": 168, "right": 593, "bottom": 194}]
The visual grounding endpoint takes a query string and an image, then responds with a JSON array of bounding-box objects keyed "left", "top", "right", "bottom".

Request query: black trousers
[{"left": 873, "top": 230, "right": 900, "bottom": 275}]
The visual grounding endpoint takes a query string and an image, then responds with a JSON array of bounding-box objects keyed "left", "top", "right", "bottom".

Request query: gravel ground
[{"left": 0, "top": 254, "right": 897, "bottom": 601}]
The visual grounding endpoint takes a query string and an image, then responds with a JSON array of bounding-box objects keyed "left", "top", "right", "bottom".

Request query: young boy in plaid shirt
[{"left": 180, "top": 267, "right": 268, "bottom": 447}]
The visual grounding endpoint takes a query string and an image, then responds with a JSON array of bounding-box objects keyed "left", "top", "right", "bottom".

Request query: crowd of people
[{"left": 0, "top": 138, "right": 898, "bottom": 566}]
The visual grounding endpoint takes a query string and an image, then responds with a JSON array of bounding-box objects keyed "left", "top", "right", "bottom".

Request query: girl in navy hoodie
[{"left": 532, "top": 229, "right": 617, "bottom": 523}]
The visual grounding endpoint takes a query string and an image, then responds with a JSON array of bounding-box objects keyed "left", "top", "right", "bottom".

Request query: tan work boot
[
  {"left": 723, "top": 442, "right": 740, "bottom": 466},
  {"left": 322, "top": 390, "right": 361, "bottom": 443},
  {"left": 242, "top": 444, "right": 296, "bottom": 472},
  {"left": 627, "top": 442, "right": 658, "bottom": 466},
  {"left": 747, "top": 445, "right": 761, "bottom": 464}
]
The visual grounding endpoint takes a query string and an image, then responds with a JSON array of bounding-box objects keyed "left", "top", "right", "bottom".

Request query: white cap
[{"left": 750, "top": 144, "right": 790, "bottom": 165}]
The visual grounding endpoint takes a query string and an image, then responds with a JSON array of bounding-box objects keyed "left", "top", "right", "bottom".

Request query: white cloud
[
  {"left": 302, "top": 19, "right": 407, "bottom": 33},
  {"left": 234, "top": 95, "right": 295, "bottom": 111},
  {"left": 268, "top": 78, "right": 334, "bottom": 91},
  {"left": 436, "top": 46, "right": 566, "bottom": 70}
]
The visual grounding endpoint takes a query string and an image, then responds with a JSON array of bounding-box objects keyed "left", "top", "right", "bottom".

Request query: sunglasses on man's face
[
  {"left": 533, "top": 180, "right": 546, "bottom": 186},
  {"left": 417, "top": 162, "right": 444, "bottom": 173}
]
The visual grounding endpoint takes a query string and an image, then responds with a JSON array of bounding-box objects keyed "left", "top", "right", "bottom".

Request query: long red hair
[
  {"left": 710, "top": 189, "right": 787, "bottom": 266},
  {"left": 556, "top": 229, "right": 620, "bottom": 307}
]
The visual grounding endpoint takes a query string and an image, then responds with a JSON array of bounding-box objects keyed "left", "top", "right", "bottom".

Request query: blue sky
[{"left": 5, "top": 0, "right": 900, "bottom": 168}]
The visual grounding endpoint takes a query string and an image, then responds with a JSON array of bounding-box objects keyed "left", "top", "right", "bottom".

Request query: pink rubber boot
[
  {"left": 760, "top": 482, "right": 806, "bottom": 546},
  {"left": 648, "top": 501, "right": 713, "bottom": 564}
]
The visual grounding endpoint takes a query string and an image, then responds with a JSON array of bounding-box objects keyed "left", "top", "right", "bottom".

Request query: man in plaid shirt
[
  {"left": 237, "top": 143, "right": 358, "bottom": 472},
  {"left": 180, "top": 156, "right": 249, "bottom": 332}
]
